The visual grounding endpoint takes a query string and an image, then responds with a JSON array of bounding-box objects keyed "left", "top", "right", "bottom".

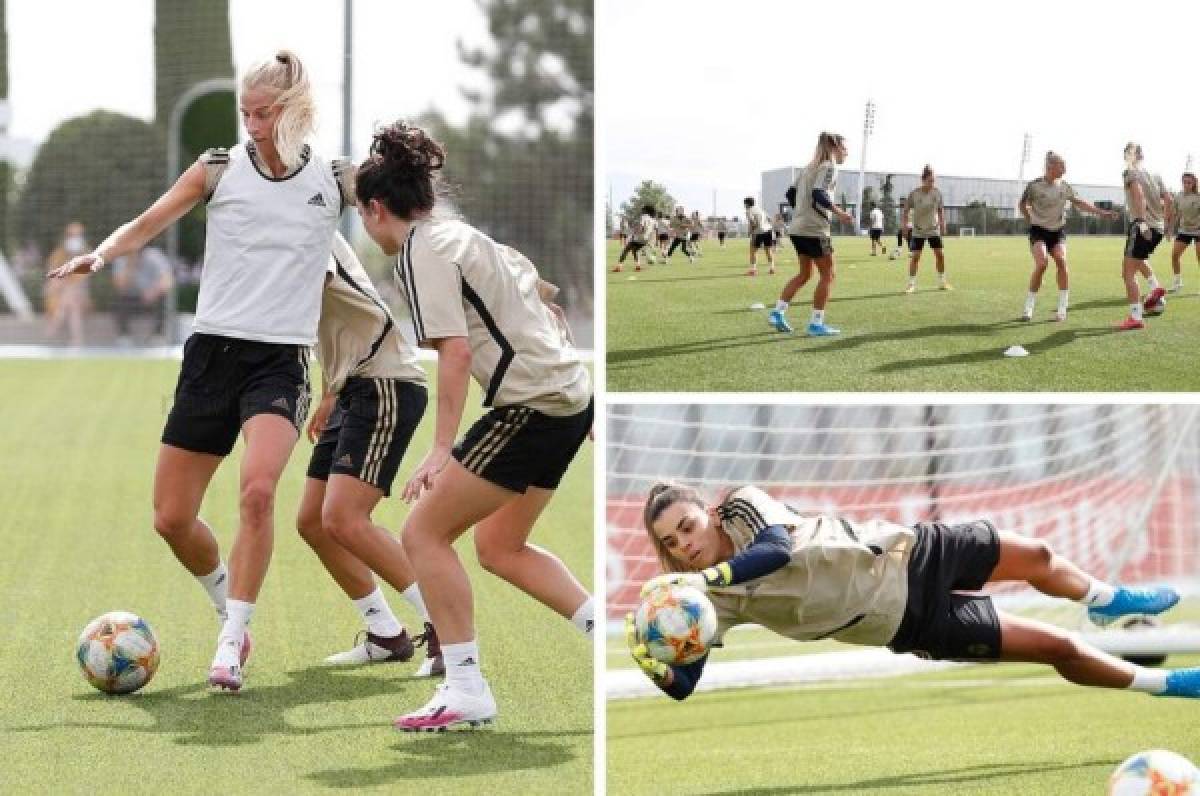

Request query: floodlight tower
[
  {"left": 855, "top": 99, "right": 876, "bottom": 234},
  {"left": 1016, "top": 133, "right": 1032, "bottom": 210}
]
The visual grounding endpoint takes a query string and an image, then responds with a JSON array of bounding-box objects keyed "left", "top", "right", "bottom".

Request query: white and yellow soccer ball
[
  {"left": 634, "top": 584, "right": 717, "bottom": 666},
  {"left": 76, "top": 611, "right": 160, "bottom": 694},
  {"left": 1109, "top": 749, "right": 1199, "bottom": 795}
]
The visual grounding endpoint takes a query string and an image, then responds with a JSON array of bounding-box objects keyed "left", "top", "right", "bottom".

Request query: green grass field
[
  {"left": 606, "top": 236, "right": 1200, "bottom": 392},
  {"left": 0, "top": 359, "right": 592, "bottom": 794},
  {"left": 608, "top": 636, "right": 1200, "bottom": 795}
]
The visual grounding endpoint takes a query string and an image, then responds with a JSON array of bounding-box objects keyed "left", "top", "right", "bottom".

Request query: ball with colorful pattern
[
  {"left": 634, "top": 584, "right": 718, "bottom": 666},
  {"left": 1109, "top": 749, "right": 1198, "bottom": 795},
  {"left": 76, "top": 611, "right": 160, "bottom": 695}
]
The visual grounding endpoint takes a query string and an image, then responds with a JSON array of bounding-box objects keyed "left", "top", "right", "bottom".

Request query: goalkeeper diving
[{"left": 627, "top": 483, "right": 1200, "bottom": 701}]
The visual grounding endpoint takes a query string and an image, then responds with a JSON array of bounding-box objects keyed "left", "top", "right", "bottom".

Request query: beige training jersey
[
  {"left": 656, "top": 218, "right": 671, "bottom": 236},
  {"left": 635, "top": 213, "right": 656, "bottom": 243},
  {"left": 671, "top": 215, "right": 690, "bottom": 238},
  {"left": 1123, "top": 167, "right": 1167, "bottom": 231},
  {"left": 1021, "top": 177, "right": 1077, "bottom": 231},
  {"left": 1174, "top": 192, "right": 1200, "bottom": 235},
  {"left": 707, "top": 486, "right": 917, "bottom": 648},
  {"left": 906, "top": 187, "right": 944, "bottom": 238},
  {"left": 395, "top": 219, "right": 591, "bottom": 416},
  {"left": 746, "top": 206, "right": 771, "bottom": 235},
  {"left": 787, "top": 161, "right": 838, "bottom": 238},
  {"left": 317, "top": 232, "right": 426, "bottom": 396}
]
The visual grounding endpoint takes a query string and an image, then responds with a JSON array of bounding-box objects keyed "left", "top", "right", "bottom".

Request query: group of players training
[
  {"left": 617, "top": 132, "right": 1199, "bottom": 337},
  {"left": 47, "top": 51, "right": 592, "bottom": 732}
]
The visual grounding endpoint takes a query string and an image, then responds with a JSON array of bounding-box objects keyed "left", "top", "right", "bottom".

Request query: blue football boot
[{"left": 1087, "top": 586, "right": 1180, "bottom": 627}]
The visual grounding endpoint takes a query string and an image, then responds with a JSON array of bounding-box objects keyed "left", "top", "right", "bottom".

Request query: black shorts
[
  {"left": 689, "top": 233, "right": 701, "bottom": 242},
  {"left": 1125, "top": 224, "right": 1164, "bottom": 260},
  {"left": 1028, "top": 225, "right": 1066, "bottom": 249},
  {"left": 887, "top": 520, "right": 1003, "bottom": 662},
  {"left": 657, "top": 233, "right": 669, "bottom": 243},
  {"left": 162, "top": 333, "right": 310, "bottom": 457},
  {"left": 717, "top": 232, "right": 727, "bottom": 242},
  {"left": 910, "top": 236, "right": 944, "bottom": 251},
  {"left": 1176, "top": 233, "right": 1200, "bottom": 245},
  {"left": 453, "top": 398, "right": 593, "bottom": 493},
  {"left": 306, "top": 378, "right": 427, "bottom": 496},
  {"left": 751, "top": 231, "right": 775, "bottom": 250},
  {"left": 789, "top": 234, "right": 834, "bottom": 259},
  {"left": 869, "top": 228, "right": 883, "bottom": 241}
]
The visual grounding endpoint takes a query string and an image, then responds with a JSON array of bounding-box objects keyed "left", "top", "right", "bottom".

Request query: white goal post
[
  {"left": 958, "top": 227, "right": 976, "bottom": 236},
  {"left": 607, "top": 404, "right": 1200, "bottom": 696}
]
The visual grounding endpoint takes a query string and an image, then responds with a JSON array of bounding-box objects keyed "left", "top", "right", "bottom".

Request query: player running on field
[
  {"left": 771, "top": 213, "right": 787, "bottom": 254},
  {"left": 770, "top": 131, "right": 855, "bottom": 336},
  {"left": 903, "top": 165, "right": 951, "bottom": 293},
  {"left": 628, "top": 482, "right": 1200, "bottom": 702},
  {"left": 618, "top": 215, "right": 630, "bottom": 247},
  {"left": 667, "top": 207, "right": 695, "bottom": 262},
  {"left": 295, "top": 231, "right": 441, "bottom": 675},
  {"left": 49, "top": 51, "right": 348, "bottom": 692},
  {"left": 1170, "top": 172, "right": 1200, "bottom": 293},
  {"left": 868, "top": 202, "right": 884, "bottom": 255},
  {"left": 891, "top": 200, "right": 911, "bottom": 259},
  {"left": 614, "top": 205, "right": 659, "bottom": 272},
  {"left": 716, "top": 218, "right": 728, "bottom": 247},
  {"left": 743, "top": 197, "right": 776, "bottom": 276},
  {"left": 656, "top": 213, "right": 672, "bottom": 259},
  {"left": 1116, "top": 142, "right": 1173, "bottom": 331},
  {"left": 1018, "top": 151, "right": 1119, "bottom": 322},
  {"left": 356, "top": 121, "right": 594, "bottom": 732},
  {"left": 690, "top": 211, "right": 705, "bottom": 258}
]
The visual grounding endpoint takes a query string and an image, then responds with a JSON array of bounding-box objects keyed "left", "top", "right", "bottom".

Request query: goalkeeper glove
[
  {"left": 639, "top": 562, "right": 733, "bottom": 598},
  {"left": 625, "top": 612, "right": 669, "bottom": 684}
]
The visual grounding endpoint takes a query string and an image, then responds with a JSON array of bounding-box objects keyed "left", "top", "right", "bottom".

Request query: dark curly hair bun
[{"left": 356, "top": 120, "right": 447, "bottom": 219}]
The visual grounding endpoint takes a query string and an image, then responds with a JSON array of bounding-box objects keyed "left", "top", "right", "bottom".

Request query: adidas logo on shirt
[{"left": 307, "top": 193, "right": 326, "bottom": 207}]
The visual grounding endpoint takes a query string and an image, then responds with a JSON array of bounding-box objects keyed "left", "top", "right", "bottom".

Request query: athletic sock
[
  {"left": 1173, "top": 276, "right": 1183, "bottom": 289},
  {"left": 1057, "top": 290, "right": 1069, "bottom": 313},
  {"left": 196, "top": 561, "right": 229, "bottom": 623},
  {"left": 443, "top": 640, "right": 485, "bottom": 696},
  {"left": 401, "top": 583, "right": 431, "bottom": 622},
  {"left": 214, "top": 599, "right": 253, "bottom": 668},
  {"left": 938, "top": 273, "right": 947, "bottom": 285},
  {"left": 1131, "top": 303, "right": 1144, "bottom": 321},
  {"left": 1024, "top": 293, "right": 1036, "bottom": 314},
  {"left": 1080, "top": 578, "right": 1117, "bottom": 607},
  {"left": 570, "top": 596, "right": 595, "bottom": 638},
  {"left": 774, "top": 299, "right": 788, "bottom": 313},
  {"left": 354, "top": 586, "right": 404, "bottom": 637},
  {"left": 810, "top": 309, "right": 825, "bottom": 325},
  {"left": 1148, "top": 275, "right": 1160, "bottom": 291},
  {"left": 1128, "top": 667, "right": 1169, "bottom": 695}
]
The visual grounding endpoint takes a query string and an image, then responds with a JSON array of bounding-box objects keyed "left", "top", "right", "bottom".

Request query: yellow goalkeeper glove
[
  {"left": 625, "top": 612, "right": 669, "bottom": 683},
  {"left": 638, "top": 563, "right": 732, "bottom": 598}
]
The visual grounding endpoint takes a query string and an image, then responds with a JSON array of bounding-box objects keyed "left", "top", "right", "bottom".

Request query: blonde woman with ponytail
[
  {"left": 771, "top": 131, "right": 853, "bottom": 336},
  {"left": 1116, "top": 142, "right": 1172, "bottom": 330},
  {"left": 48, "top": 51, "right": 354, "bottom": 692}
]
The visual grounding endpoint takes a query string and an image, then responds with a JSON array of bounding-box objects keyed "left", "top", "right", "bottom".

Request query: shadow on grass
[
  {"left": 607, "top": 331, "right": 786, "bottom": 369},
  {"left": 611, "top": 271, "right": 756, "bottom": 284},
  {"left": 693, "top": 759, "right": 1113, "bottom": 795},
  {"left": 870, "top": 326, "right": 1117, "bottom": 376},
  {"left": 13, "top": 666, "right": 469, "bottom": 748},
  {"left": 305, "top": 729, "right": 590, "bottom": 786}
]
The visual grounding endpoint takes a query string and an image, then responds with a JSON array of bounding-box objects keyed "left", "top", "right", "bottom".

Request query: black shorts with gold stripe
[
  {"left": 307, "top": 377, "right": 427, "bottom": 496},
  {"left": 454, "top": 398, "right": 593, "bottom": 493}
]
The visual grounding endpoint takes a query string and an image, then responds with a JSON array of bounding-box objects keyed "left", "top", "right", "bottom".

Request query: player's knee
[
  {"left": 1026, "top": 538, "right": 1054, "bottom": 572},
  {"left": 239, "top": 480, "right": 276, "bottom": 526},
  {"left": 152, "top": 507, "right": 191, "bottom": 543},
  {"left": 474, "top": 536, "right": 516, "bottom": 576},
  {"left": 1042, "top": 630, "right": 1082, "bottom": 663},
  {"left": 296, "top": 509, "right": 325, "bottom": 547},
  {"left": 321, "top": 504, "right": 365, "bottom": 549}
]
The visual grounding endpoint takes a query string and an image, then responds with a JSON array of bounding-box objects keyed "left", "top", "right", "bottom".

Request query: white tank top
[{"left": 194, "top": 143, "right": 340, "bottom": 345}]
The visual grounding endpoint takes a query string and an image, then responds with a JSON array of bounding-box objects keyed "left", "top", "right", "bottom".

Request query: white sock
[
  {"left": 1174, "top": 275, "right": 1183, "bottom": 288},
  {"left": 1057, "top": 290, "right": 1069, "bottom": 312},
  {"left": 774, "top": 299, "right": 788, "bottom": 313},
  {"left": 1131, "top": 303, "right": 1144, "bottom": 321},
  {"left": 196, "top": 562, "right": 229, "bottom": 623},
  {"left": 938, "top": 272, "right": 947, "bottom": 285},
  {"left": 1128, "top": 667, "right": 1169, "bottom": 695},
  {"left": 1080, "top": 578, "right": 1117, "bottom": 607},
  {"left": 401, "top": 583, "right": 431, "bottom": 623},
  {"left": 810, "top": 309, "right": 825, "bottom": 325},
  {"left": 570, "top": 596, "right": 594, "bottom": 638},
  {"left": 907, "top": 277, "right": 916, "bottom": 287},
  {"left": 1024, "top": 293, "right": 1036, "bottom": 313},
  {"left": 214, "top": 599, "right": 254, "bottom": 668},
  {"left": 443, "top": 640, "right": 485, "bottom": 695},
  {"left": 354, "top": 587, "right": 404, "bottom": 637},
  {"left": 1148, "top": 274, "right": 1160, "bottom": 291}
]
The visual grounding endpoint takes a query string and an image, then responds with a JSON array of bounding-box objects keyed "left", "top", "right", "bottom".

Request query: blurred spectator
[
  {"left": 112, "top": 246, "right": 174, "bottom": 345},
  {"left": 44, "top": 221, "right": 90, "bottom": 346}
]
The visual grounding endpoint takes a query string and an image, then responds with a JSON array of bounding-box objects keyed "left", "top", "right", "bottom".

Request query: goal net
[
  {"left": 607, "top": 403, "right": 1200, "bottom": 696},
  {"left": 958, "top": 227, "right": 976, "bottom": 236}
]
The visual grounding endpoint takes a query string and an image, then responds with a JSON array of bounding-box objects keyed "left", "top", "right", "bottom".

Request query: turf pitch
[
  {"left": 606, "top": 235, "right": 1200, "bottom": 392},
  {"left": 608, "top": 630, "right": 1200, "bottom": 795},
  {"left": 0, "top": 359, "right": 592, "bottom": 794}
]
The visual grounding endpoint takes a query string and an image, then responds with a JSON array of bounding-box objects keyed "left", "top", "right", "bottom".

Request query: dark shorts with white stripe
[
  {"left": 453, "top": 398, "right": 594, "bottom": 493},
  {"left": 887, "top": 519, "right": 1003, "bottom": 662},
  {"left": 306, "top": 377, "right": 427, "bottom": 496},
  {"left": 162, "top": 332, "right": 311, "bottom": 457},
  {"left": 1125, "top": 224, "right": 1164, "bottom": 260}
]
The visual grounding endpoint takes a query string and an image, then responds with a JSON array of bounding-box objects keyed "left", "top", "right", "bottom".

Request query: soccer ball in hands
[
  {"left": 634, "top": 584, "right": 717, "bottom": 665},
  {"left": 1109, "top": 749, "right": 1199, "bottom": 795},
  {"left": 76, "top": 611, "right": 160, "bottom": 694}
]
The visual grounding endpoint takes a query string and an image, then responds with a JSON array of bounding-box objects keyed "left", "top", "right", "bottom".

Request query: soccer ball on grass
[
  {"left": 1109, "top": 749, "right": 1198, "bottom": 795},
  {"left": 76, "top": 611, "right": 160, "bottom": 694},
  {"left": 634, "top": 584, "right": 717, "bottom": 665}
]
